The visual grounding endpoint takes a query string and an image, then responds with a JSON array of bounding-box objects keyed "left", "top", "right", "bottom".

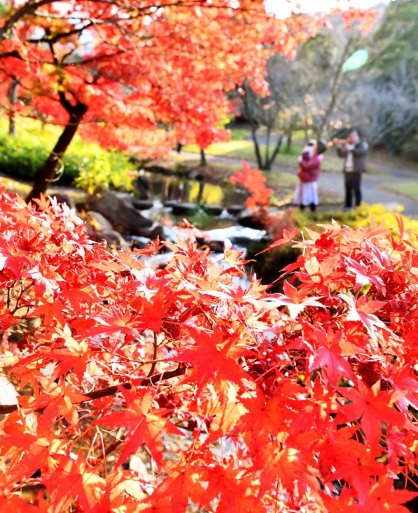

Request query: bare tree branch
[{"left": 0, "top": 364, "right": 187, "bottom": 415}]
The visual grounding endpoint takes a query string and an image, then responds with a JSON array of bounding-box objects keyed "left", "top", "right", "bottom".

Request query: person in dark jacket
[{"left": 337, "top": 129, "right": 368, "bottom": 210}]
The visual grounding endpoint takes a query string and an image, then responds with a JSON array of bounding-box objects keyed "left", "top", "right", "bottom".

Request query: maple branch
[
  {"left": 67, "top": 50, "right": 126, "bottom": 67},
  {"left": 0, "top": 50, "right": 22, "bottom": 60},
  {"left": 27, "top": 21, "right": 95, "bottom": 44},
  {"left": 0, "top": 0, "right": 247, "bottom": 41},
  {"left": 0, "top": 364, "right": 187, "bottom": 415},
  {"left": 0, "top": 0, "right": 59, "bottom": 40},
  {"left": 86, "top": 364, "right": 186, "bottom": 400},
  {"left": 147, "top": 333, "right": 159, "bottom": 377}
]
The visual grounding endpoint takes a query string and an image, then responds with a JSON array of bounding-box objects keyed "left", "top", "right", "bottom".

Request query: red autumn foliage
[
  {"left": 229, "top": 161, "right": 274, "bottom": 213},
  {"left": 0, "top": 190, "right": 417, "bottom": 512},
  {"left": 0, "top": 0, "right": 321, "bottom": 199}
]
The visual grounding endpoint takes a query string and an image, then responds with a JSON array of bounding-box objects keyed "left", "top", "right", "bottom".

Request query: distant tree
[
  {"left": 338, "top": 64, "right": 418, "bottom": 153},
  {"left": 363, "top": 0, "right": 418, "bottom": 156},
  {"left": 239, "top": 8, "right": 377, "bottom": 169},
  {"left": 370, "top": 0, "right": 418, "bottom": 76},
  {"left": 238, "top": 31, "right": 326, "bottom": 170},
  {"left": 240, "top": 56, "right": 294, "bottom": 170}
]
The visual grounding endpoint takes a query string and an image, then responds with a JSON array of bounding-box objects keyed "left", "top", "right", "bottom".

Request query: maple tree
[
  {"left": 0, "top": 0, "right": 316, "bottom": 200},
  {"left": 0, "top": 188, "right": 417, "bottom": 511}
]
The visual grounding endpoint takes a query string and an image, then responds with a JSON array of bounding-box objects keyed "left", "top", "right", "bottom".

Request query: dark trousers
[{"left": 344, "top": 171, "right": 362, "bottom": 208}]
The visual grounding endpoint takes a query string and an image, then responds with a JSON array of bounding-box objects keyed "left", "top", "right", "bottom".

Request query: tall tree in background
[
  {"left": 301, "top": 8, "right": 377, "bottom": 140},
  {"left": 321, "top": 0, "right": 418, "bottom": 157},
  {"left": 0, "top": 0, "right": 311, "bottom": 200},
  {"left": 238, "top": 8, "right": 377, "bottom": 167},
  {"left": 358, "top": 0, "right": 418, "bottom": 156},
  {"left": 240, "top": 55, "right": 297, "bottom": 170}
]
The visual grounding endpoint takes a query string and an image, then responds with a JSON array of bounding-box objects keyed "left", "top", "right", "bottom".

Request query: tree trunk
[
  {"left": 250, "top": 123, "right": 263, "bottom": 169},
  {"left": 286, "top": 128, "right": 292, "bottom": 153},
  {"left": 26, "top": 102, "right": 87, "bottom": 202},
  {"left": 200, "top": 149, "right": 207, "bottom": 167},
  {"left": 8, "top": 80, "right": 17, "bottom": 136},
  {"left": 264, "top": 127, "right": 271, "bottom": 170},
  {"left": 267, "top": 134, "right": 283, "bottom": 169}
]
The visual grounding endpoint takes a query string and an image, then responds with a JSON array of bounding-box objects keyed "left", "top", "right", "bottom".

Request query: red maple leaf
[
  {"left": 338, "top": 381, "right": 406, "bottom": 446},
  {"left": 271, "top": 279, "right": 324, "bottom": 318},
  {"left": 308, "top": 328, "right": 356, "bottom": 385},
  {"left": 358, "top": 477, "right": 417, "bottom": 512},
  {"left": 97, "top": 390, "right": 182, "bottom": 465}
]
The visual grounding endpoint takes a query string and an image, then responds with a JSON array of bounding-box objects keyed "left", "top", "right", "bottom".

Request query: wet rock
[
  {"left": 163, "top": 200, "right": 177, "bottom": 208},
  {"left": 136, "top": 225, "right": 165, "bottom": 241},
  {"left": 142, "top": 164, "right": 175, "bottom": 176},
  {"left": 85, "top": 190, "right": 153, "bottom": 236},
  {"left": 85, "top": 211, "right": 114, "bottom": 234},
  {"left": 132, "top": 199, "right": 154, "bottom": 210},
  {"left": 189, "top": 170, "right": 205, "bottom": 181},
  {"left": 135, "top": 175, "right": 151, "bottom": 199},
  {"left": 204, "top": 240, "right": 225, "bottom": 253},
  {"left": 170, "top": 202, "right": 197, "bottom": 216},
  {"left": 91, "top": 230, "right": 129, "bottom": 250},
  {"left": 237, "top": 214, "right": 265, "bottom": 230},
  {"left": 226, "top": 204, "right": 246, "bottom": 216},
  {"left": 202, "top": 205, "right": 223, "bottom": 216}
]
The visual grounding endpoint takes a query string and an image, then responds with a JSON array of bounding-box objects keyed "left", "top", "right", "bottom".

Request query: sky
[{"left": 265, "top": 0, "right": 392, "bottom": 17}]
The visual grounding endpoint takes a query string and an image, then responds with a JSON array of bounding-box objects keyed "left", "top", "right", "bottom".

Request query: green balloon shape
[{"left": 342, "top": 49, "right": 369, "bottom": 73}]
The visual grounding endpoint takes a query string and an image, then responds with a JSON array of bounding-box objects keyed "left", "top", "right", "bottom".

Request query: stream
[{"left": 130, "top": 169, "right": 268, "bottom": 264}]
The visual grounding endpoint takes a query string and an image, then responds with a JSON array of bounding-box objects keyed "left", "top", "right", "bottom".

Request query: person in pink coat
[{"left": 294, "top": 139, "right": 324, "bottom": 212}]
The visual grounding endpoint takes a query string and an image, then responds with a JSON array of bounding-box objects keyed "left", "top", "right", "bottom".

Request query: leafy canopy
[{"left": 0, "top": 1, "right": 316, "bottom": 154}]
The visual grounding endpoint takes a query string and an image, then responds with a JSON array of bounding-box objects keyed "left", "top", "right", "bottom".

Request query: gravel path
[{"left": 311, "top": 160, "right": 418, "bottom": 218}]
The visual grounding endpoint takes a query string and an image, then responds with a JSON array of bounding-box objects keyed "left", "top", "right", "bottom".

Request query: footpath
[
  {"left": 304, "top": 161, "right": 418, "bottom": 218},
  {"left": 193, "top": 152, "right": 418, "bottom": 218}
]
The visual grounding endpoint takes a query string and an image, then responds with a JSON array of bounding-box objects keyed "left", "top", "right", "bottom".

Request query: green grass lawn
[
  {"left": 382, "top": 182, "right": 418, "bottom": 200},
  {"left": 184, "top": 140, "right": 257, "bottom": 160}
]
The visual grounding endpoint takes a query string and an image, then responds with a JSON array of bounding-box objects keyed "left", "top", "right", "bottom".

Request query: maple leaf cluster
[
  {"left": 0, "top": 190, "right": 417, "bottom": 512},
  {"left": 229, "top": 161, "right": 274, "bottom": 214}
]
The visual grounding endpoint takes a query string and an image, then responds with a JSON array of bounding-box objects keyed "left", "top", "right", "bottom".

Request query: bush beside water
[{"left": 0, "top": 120, "right": 135, "bottom": 192}]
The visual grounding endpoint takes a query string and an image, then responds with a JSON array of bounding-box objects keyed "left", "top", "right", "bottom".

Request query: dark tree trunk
[
  {"left": 250, "top": 123, "right": 263, "bottom": 169},
  {"left": 8, "top": 80, "right": 17, "bottom": 136},
  {"left": 264, "top": 127, "right": 271, "bottom": 169},
  {"left": 200, "top": 149, "right": 207, "bottom": 167},
  {"left": 26, "top": 102, "right": 87, "bottom": 202},
  {"left": 267, "top": 135, "right": 283, "bottom": 169},
  {"left": 316, "top": 37, "right": 354, "bottom": 140},
  {"left": 286, "top": 128, "right": 292, "bottom": 153}
]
